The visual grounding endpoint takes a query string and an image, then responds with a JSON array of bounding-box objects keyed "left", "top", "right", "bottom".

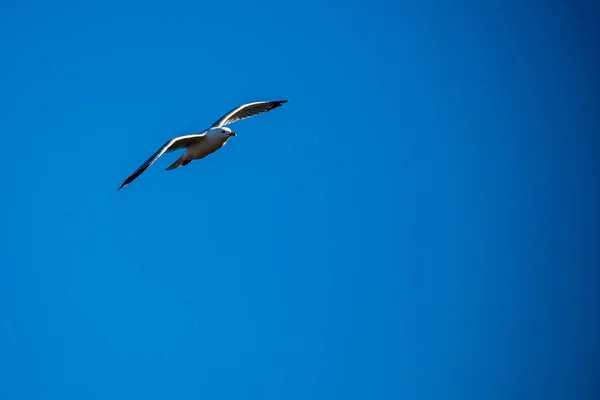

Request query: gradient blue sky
[{"left": 1, "top": 1, "right": 599, "bottom": 399}]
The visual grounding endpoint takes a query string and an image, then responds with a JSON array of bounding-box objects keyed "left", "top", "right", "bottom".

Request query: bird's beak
[{"left": 231, "top": 131, "right": 237, "bottom": 136}]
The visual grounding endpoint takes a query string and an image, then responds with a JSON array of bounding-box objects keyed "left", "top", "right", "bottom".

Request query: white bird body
[
  {"left": 118, "top": 100, "right": 287, "bottom": 190},
  {"left": 184, "top": 128, "right": 230, "bottom": 161},
  {"left": 163, "top": 127, "right": 233, "bottom": 171}
]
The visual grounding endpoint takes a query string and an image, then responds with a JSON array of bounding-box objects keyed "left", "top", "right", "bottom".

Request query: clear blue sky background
[{"left": 1, "top": 1, "right": 599, "bottom": 399}]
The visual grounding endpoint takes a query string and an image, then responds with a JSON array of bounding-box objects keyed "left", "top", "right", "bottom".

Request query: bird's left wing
[
  {"left": 210, "top": 100, "right": 287, "bottom": 128},
  {"left": 118, "top": 133, "right": 206, "bottom": 190}
]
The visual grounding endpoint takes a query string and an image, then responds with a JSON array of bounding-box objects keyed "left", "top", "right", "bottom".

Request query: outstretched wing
[
  {"left": 210, "top": 100, "right": 288, "bottom": 128},
  {"left": 118, "top": 133, "right": 206, "bottom": 190}
]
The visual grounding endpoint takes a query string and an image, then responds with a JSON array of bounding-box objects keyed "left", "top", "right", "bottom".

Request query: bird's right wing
[
  {"left": 118, "top": 133, "right": 206, "bottom": 190},
  {"left": 210, "top": 100, "right": 288, "bottom": 128}
]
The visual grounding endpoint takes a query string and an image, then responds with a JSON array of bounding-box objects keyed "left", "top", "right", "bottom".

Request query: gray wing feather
[
  {"left": 118, "top": 133, "right": 206, "bottom": 190},
  {"left": 210, "top": 100, "right": 287, "bottom": 128}
]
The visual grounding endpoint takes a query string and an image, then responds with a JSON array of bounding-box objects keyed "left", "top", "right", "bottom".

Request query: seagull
[{"left": 118, "top": 100, "right": 288, "bottom": 190}]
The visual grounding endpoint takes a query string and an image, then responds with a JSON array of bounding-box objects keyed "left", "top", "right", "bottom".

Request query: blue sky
[{"left": 1, "top": 1, "right": 599, "bottom": 399}]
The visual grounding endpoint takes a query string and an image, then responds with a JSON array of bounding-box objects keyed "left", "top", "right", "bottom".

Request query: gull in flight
[{"left": 118, "top": 100, "right": 287, "bottom": 190}]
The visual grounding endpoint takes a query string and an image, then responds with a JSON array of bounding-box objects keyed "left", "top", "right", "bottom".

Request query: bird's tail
[{"left": 166, "top": 156, "right": 187, "bottom": 170}]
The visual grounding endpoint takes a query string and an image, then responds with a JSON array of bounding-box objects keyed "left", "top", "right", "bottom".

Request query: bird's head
[{"left": 211, "top": 126, "right": 236, "bottom": 137}]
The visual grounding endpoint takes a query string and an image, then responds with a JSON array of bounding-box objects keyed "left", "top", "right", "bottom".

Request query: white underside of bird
[
  {"left": 165, "top": 130, "right": 231, "bottom": 171},
  {"left": 118, "top": 99, "right": 287, "bottom": 190}
]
